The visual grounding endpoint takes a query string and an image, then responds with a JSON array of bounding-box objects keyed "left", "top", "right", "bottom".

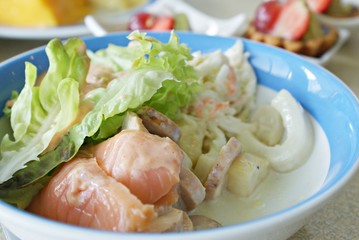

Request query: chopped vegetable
[
  {"left": 251, "top": 105, "right": 284, "bottom": 146},
  {"left": 227, "top": 152, "right": 270, "bottom": 197}
]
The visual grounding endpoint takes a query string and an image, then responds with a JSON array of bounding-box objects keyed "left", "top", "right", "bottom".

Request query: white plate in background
[
  {"left": 0, "top": 25, "right": 91, "bottom": 40},
  {"left": 315, "top": 0, "right": 359, "bottom": 28}
]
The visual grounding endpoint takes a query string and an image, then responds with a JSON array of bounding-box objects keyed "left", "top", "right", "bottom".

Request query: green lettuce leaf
[
  {"left": 129, "top": 31, "right": 198, "bottom": 81},
  {"left": 146, "top": 79, "right": 200, "bottom": 119},
  {"left": 86, "top": 42, "right": 143, "bottom": 72},
  {"left": 87, "top": 114, "right": 125, "bottom": 143},
  {"left": 0, "top": 38, "right": 89, "bottom": 183},
  {"left": 0, "top": 130, "right": 82, "bottom": 191},
  {"left": 0, "top": 176, "right": 50, "bottom": 209},
  {"left": 85, "top": 30, "right": 199, "bottom": 136}
]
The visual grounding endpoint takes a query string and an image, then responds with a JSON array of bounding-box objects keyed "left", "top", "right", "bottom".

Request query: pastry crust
[
  {"left": 244, "top": 22, "right": 339, "bottom": 57},
  {"left": 350, "top": 7, "right": 359, "bottom": 17}
]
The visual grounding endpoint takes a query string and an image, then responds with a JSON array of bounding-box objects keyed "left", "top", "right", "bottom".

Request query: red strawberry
[
  {"left": 151, "top": 16, "right": 175, "bottom": 31},
  {"left": 254, "top": 1, "right": 283, "bottom": 33},
  {"left": 128, "top": 12, "right": 156, "bottom": 30},
  {"left": 306, "top": 0, "right": 332, "bottom": 13},
  {"left": 128, "top": 13, "right": 175, "bottom": 31},
  {"left": 272, "top": 0, "right": 310, "bottom": 40}
]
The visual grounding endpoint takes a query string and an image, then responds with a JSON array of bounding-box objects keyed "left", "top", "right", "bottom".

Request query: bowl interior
[{"left": 0, "top": 32, "right": 359, "bottom": 239}]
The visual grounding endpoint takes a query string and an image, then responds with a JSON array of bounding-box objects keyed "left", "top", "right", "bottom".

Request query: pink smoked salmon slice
[
  {"left": 91, "top": 130, "right": 184, "bottom": 205},
  {"left": 27, "top": 157, "right": 156, "bottom": 232}
]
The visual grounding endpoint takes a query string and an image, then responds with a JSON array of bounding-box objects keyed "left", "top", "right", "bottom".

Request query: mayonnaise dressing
[{"left": 191, "top": 86, "right": 330, "bottom": 226}]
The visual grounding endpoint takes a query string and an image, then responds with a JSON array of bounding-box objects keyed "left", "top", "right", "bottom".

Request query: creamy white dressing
[{"left": 191, "top": 86, "right": 330, "bottom": 226}]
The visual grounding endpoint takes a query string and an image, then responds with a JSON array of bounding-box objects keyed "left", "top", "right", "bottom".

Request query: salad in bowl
[{"left": 0, "top": 31, "right": 358, "bottom": 240}]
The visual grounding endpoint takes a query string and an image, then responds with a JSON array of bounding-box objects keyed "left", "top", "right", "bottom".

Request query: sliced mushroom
[
  {"left": 179, "top": 167, "right": 206, "bottom": 211},
  {"left": 137, "top": 106, "right": 181, "bottom": 142},
  {"left": 146, "top": 208, "right": 193, "bottom": 232},
  {"left": 173, "top": 194, "right": 186, "bottom": 212},
  {"left": 122, "top": 111, "right": 148, "bottom": 132},
  {"left": 204, "top": 137, "right": 242, "bottom": 200},
  {"left": 189, "top": 215, "right": 222, "bottom": 230}
]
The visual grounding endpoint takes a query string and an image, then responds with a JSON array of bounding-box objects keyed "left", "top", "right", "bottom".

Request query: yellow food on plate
[
  {"left": 0, "top": 0, "right": 91, "bottom": 27},
  {"left": 0, "top": 0, "right": 146, "bottom": 27}
]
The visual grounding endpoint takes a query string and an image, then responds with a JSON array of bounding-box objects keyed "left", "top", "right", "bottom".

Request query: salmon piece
[
  {"left": 27, "top": 158, "right": 156, "bottom": 232},
  {"left": 92, "top": 130, "right": 183, "bottom": 205},
  {"left": 154, "top": 184, "right": 179, "bottom": 214}
]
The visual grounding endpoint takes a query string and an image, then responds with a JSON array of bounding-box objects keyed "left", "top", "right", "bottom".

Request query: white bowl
[
  {"left": 316, "top": 13, "right": 359, "bottom": 28},
  {"left": 0, "top": 32, "right": 359, "bottom": 240},
  {"left": 315, "top": 0, "right": 359, "bottom": 29}
]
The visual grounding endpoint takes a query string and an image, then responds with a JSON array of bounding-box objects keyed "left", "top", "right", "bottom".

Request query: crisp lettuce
[
  {"left": 147, "top": 79, "right": 200, "bottom": 119},
  {"left": 0, "top": 176, "right": 50, "bottom": 209},
  {"left": 0, "top": 38, "right": 89, "bottom": 183},
  {"left": 85, "top": 31, "right": 199, "bottom": 138},
  {"left": 87, "top": 42, "right": 143, "bottom": 72},
  {"left": 87, "top": 114, "right": 125, "bottom": 143},
  {"left": 129, "top": 31, "right": 197, "bottom": 80},
  {"left": 80, "top": 69, "right": 176, "bottom": 141}
]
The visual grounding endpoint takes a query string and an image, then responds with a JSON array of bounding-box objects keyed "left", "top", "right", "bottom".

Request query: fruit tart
[
  {"left": 307, "top": 0, "right": 359, "bottom": 18},
  {"left": 245, "top": 0, "right": 339, "bottom": 57}
]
